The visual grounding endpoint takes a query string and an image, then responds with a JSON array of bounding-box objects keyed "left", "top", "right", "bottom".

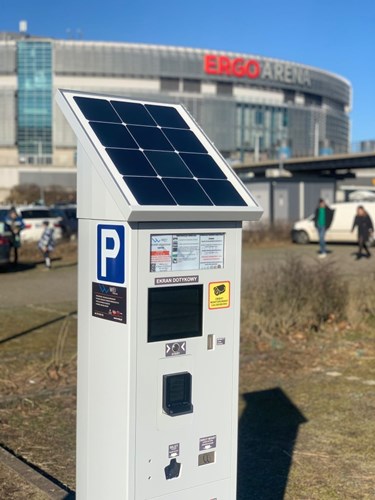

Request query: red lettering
[
  {"left": 204, "top": 54, "right": 261, "bottom": 79},
  {"left": 232, "top": 58, "right": 245, "bottom": 77},
  {"left": 218, "top": 56, "right": 231, "bottom": 75},
  {"left": 245, "top": 60, "right": 261, "bottom": 79},
  {"left": 204, "top": 54, "right": 218, "bottom": 74}
]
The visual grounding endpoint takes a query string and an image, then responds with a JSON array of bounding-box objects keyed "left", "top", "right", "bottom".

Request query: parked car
[
  {"left": 50, "top": 204, "right": 77, "bottom": 239},
  {"left": 17, "top": 206, "right": 63, "bottom": 243},
  {"left": 0, "top": 221, "right": 11, "bottom": 266},
  {"left": 291, "top": 202, "right": 375, "bottom": 244},
  {"left": 0, "top": 206, "right": 11, "bottom": 222}
]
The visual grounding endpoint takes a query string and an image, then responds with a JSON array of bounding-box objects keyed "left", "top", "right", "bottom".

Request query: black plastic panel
[{"left": 163, "top": 372, "right": 193, "bottom": 416}]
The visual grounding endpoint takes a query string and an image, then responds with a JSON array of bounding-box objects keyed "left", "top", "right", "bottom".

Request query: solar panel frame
[{"left": 56, "top": 89, "right": 263, "bottom": 222}]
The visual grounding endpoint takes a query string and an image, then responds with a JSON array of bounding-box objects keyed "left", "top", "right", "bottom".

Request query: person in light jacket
[
  {"left": 38, "top": 220, "right": 55, "bottom": 268},
  {"left": 351, "top": 205, "right": 374, "bottom": 259}
]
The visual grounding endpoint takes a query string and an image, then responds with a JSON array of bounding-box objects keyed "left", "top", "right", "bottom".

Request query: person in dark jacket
[
  {"left": 5, "top": 207, "right": 25, "bottom": 265},
  {"left": 351, "top": 205, "right": 373, "bottom": 259},
  {"left": 313, "top": 198, "right": 334, "bottom": 258}
]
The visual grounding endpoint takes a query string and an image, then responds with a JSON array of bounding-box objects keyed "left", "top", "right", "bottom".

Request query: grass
[{"left": 1, "top": 241, "right": 375, "bottom": 498}]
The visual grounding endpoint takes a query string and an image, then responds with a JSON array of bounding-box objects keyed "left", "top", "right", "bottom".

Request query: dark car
[
  {"left": 50, "top": 205, "right": 78, "bottom": 240},
  {"left": 0, "top": 221, "right": 11, "bottom": 266}
]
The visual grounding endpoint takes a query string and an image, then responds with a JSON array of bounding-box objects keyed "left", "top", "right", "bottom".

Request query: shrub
[
  {"left": 242, "top": 222, "right": 292, "bottom": 246},
  {"left": 242, "top": 257, "right": 349, "bottom": 338}
]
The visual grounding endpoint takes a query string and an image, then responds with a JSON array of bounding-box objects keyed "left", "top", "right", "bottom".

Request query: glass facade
[
  {"left": 17, "top": 41, "right": 52, "bottom": 163},
  {"left": 236, "top": 104, "right": 289, "bottom": 159}
]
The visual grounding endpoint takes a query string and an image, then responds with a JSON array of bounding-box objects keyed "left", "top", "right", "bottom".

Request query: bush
[
  {"left": 242, "top": 257, "right": 349, "bottom": 338},
  {"left": 242, "top": 222, "right": 292, "bottom": 246}
]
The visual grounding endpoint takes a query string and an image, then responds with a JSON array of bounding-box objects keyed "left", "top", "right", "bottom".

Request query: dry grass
[
  {"left": 242, "top": 222, "right": 292, "bottom": 246},
  {"left": 241, "top": 257, "right": 349, "bottom": 341},
  {"left": 18, "top": 240, "right": 77, "bottom": 264},
  {"left": 1, "top": 240, "right": 375, "bottom": 498}
]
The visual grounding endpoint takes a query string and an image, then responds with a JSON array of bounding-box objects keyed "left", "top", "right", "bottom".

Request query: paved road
[
  {"left": 243, "top": 242, "right": 373, "bottom": 279},
  {"left": 0, "top": 262, "right": 77, "bottom": 308}
]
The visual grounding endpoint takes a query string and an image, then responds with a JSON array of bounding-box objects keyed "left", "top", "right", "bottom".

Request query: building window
[
  {"left": 160, "top": 77, "right": 179, "bottom": 92},
  {"left": 255, "top": 109, "right": 263, "bottom": 125},
  {"left": 284, "top": 90, "right": 295, "bottom": 104},
  {"left": 216, "top": 82, "right": 233, "bottom": 96},
  {"left": 183, "top": 79, "right": 201, "bottom": 93},
  {"left": 304, "top": 93, "right": 322, "bottom": 107},
  {"left": 282, "top": 109, "right": 288, "bottom": 127},
  {"left": 17, "top": 41, "right": 53, "bottom": 163}
]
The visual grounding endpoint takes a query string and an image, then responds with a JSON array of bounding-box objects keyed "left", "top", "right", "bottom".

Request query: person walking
[
  {"left": 38, "top": 220, "right": 55, "bottom": 269},
  {"left": 5, "top": 207, "right": 25, "bottom": 265},
  {"left": 351, "top": 205, "right": 373, "bottom": 259},
  {"left": 313, "top": 198, "right": 334, "bottom": 258}
]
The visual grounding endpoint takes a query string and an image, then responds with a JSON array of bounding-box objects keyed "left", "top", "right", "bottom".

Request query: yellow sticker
[{"left": 208, "top": 281, "right": 230, "bottom": 310}]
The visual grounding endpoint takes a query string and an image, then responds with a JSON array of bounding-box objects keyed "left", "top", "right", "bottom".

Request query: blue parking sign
[{"left": 97, "top": 225, "right": 125, "bottom": 284}]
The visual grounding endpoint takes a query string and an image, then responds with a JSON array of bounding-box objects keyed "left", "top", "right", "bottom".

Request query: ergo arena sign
[{"left": 204, "top": 54, "right": 311, "bottom": 87}]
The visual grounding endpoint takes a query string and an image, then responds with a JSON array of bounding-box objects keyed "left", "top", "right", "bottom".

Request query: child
[{"left": 38, "top": 221, "right": 55, "bottom": 268}]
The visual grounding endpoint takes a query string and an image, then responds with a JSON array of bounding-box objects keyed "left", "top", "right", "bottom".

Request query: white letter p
[{"left": 101, "top": 229, "right": 120, "bottom": 278}]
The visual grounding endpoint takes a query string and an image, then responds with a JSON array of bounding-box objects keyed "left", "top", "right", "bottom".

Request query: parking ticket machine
[{"left": 57, "top": 90, "right": 263, "bottom": 500}]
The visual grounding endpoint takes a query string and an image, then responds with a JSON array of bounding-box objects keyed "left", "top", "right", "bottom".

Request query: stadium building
[{"left": 0, "top": 30, "right": 351, "bottom": 198}]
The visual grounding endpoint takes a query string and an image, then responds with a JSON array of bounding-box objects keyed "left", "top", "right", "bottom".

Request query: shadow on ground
[
  {"left": 0, "top": 262, "right": 36, "bottom": 273},
  {"left": 237, "top": 388, "right": 307, "bottom": 500}
]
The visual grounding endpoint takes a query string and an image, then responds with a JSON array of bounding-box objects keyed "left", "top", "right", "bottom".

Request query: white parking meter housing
[{"left": 56, "top": 89, "right": 263, "bottom": 500}]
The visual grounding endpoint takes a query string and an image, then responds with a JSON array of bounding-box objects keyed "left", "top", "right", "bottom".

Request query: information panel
[{"left": 150, "top": 233, "right": 224, "bottom": 272}]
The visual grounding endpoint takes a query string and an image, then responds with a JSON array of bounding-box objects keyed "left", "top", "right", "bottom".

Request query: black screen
[{"left": 148, "top": 284, "right": 203, "bottom": 343}]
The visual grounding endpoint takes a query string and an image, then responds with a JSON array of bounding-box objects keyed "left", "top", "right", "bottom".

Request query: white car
[
  {"left": 17, "top": 206, "right": 63, "bottom": 243},
  {"left": 291, "top": 202, "right": 375, "bottom": 244}
]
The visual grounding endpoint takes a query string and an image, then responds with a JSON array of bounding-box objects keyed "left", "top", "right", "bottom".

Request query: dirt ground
[{"left": 1, "top": 240, "right": 375, "bottom": 499}]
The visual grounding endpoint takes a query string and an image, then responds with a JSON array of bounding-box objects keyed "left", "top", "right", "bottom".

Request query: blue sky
[{"left": 3, "top": 0, "right": 375, "bottom": 142}]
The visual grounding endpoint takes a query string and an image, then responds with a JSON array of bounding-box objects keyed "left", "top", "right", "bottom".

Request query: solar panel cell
[
  {"left": 180, "top": 153, "right": 227, "bottom": 179},
  {"left": 162, "top": 128, "right": 208, "bottom": 153},
  {"left": 123, "top": 177, "right": 177, "bottom": 205},
  {"left": 127, "top": 125, "right": 174, "bottom": 151},
  {"left": 73, "top": 96, "right": 122, "bottom": 123},
  {"left": 144, "top": 151, "right": 193, "bottom": 178},
  {"left": 163, "top": 178, "right": 213, "bottom": 206},
  {"left": 106, "top": 149, "right": 157, "bottom": 177},
  {"left": 145, "top": 104, "right": 190, "bottom": 129},
  {"left": 111, "top": 101, "right": 156, "bottom": 126},
  {"left": 89, "top": 122, "right": 138, "bottom": 148},
  {"left": 199, "top": 179, "right": 247, "bottom": 206}
]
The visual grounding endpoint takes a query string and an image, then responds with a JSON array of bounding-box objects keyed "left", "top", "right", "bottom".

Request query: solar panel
[{"left": 57, "top": 90, "right": 262, "bottom": 220}]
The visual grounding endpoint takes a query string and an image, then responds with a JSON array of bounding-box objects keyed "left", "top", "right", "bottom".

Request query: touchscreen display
[{"left": 148, "top": 284, "right": 203, "bottom": 343}]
